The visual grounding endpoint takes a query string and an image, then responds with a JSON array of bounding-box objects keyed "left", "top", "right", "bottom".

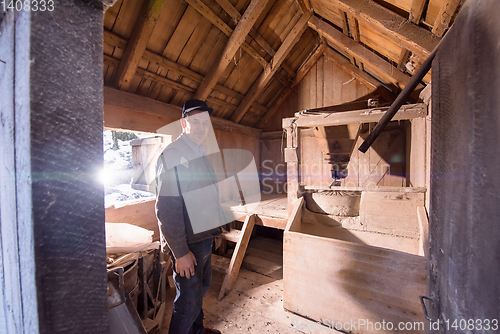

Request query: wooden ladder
[{"left": 217, "top": 214, "right": 256, "bottom": 300}]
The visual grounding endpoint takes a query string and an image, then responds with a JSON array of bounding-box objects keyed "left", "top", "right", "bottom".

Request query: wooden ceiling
[{"left": 103, "top": 0, "right": 465, "bottom": 129}]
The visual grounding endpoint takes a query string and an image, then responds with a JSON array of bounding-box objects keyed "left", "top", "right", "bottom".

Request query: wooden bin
[{"left": 284, "top": 191, "right": 427, "bottom": 334}]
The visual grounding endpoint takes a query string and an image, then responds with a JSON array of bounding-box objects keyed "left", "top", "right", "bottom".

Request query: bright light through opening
[{"left": 98, "top": 167, "right": 115, "bottom": 186}]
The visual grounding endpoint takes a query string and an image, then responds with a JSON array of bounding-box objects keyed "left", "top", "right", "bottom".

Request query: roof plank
[
  {"left": 113, "top": 0, "right": 166, "bottom": 90},
  {"left": 230, "top": 12, "right": 312, "bottom": 123},
  {"left": 310, "top": 0, "right": 439, "bottom": 57},
  {"left": 194, "top": 0, "right": 270, "bottom": 100},
  {"left": 104, "top": 29, "right": 267, "bottom": 112}
]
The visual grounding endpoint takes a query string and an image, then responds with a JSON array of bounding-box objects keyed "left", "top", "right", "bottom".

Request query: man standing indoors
[{"left": 156, "top": 99, "right": 224, "bottom": 334}]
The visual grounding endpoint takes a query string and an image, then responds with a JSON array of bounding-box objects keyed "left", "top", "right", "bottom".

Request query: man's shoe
[{"left": 203, "top": 328, "right": 221, "bottom": 334}]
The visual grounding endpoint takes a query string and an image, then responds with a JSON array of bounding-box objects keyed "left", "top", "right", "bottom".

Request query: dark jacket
[{"left": 155, "top": 136, "right": 225, "bottom": 259}]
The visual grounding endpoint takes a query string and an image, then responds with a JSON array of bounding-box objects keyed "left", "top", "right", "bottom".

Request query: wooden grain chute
[{"left": 312, "top": 123, "right": 360, "bottom": 180}]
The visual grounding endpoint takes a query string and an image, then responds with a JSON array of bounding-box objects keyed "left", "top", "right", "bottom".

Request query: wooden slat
[
  {"left": 194, "top": 0, "right": 270, "bottom": 100},
  {"left": 185, "top": 0, "right": 268, "bottom": 68},
  {"left": 257, "top": 42, "right": 326, "bottom": 128},
  {"left": 409, "top": 0, "right": 428, "bottom": 24},
  {"left": 311, "top": 0, "right": 439, "bottom": 57},
  {"left": 218, "top": 214, "right": 256, "bottom": 300},
  {"left": 309, "top": 16, "right": 421, "bottom": 91},
  {"left": 231, "top": 12, "right": 312, "bottom": 123},
  {"left": 432, "top": 0, "right": 464, "bottom": 37},
  {"left": 103, "top": 86, "right": 262, "bottom": 137},
  {"left": 113, "top": 0, "right": 166, "bottom": 90},
  {"left": 292, "top": 103, "right": 427, "bottom": 127}
]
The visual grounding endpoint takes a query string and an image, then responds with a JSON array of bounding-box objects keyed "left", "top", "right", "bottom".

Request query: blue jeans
[{"left": 169, "top": 238, "right": 213, "bottom": 334}]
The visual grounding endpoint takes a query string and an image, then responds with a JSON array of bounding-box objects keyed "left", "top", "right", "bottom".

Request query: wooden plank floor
[{"left": 160, "top": 236, "right": 340, "bottom": 333}]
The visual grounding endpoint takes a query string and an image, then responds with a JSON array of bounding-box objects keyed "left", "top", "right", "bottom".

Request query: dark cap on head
[{"left": 182, "top": 99, "right": 213, "bottom": 118}]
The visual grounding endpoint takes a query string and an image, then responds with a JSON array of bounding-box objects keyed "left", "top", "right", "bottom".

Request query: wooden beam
[
  {"left": 292, "top": 103, "right": 427, "bottom": 127},
  {"left": 231, "top": 12, "right": 312, "bottom": 123},
  {"left": 104, "top": 30, "right": 268, "bottom": 113},
  {"left": 309, "top": 16, "right": 421, "bottom": 91},
  {"left": 313, "top": 0, "right": 439, "bottom": 57},
  {"left": 214, "top": 0, "right": 276, "bottom": 57},
  {"left": 432, "top": 0, "right": 464, "bottom": 37},
  {"left": 257, "top": 42, "right": 326, "bottom": 128},
  {"left": 409, "top": 0, "right": 428, "bottom": 24},
  {"left": 113, "top": 0, "right": 166, "bottom": 90},
  {"left": 103, "top": 86, "right": 262, "bottom": 137},
  {"left": 185, "top": 0, "right": 268, "bottom": 68},
  {"left": 194, "top": 0, "right": 269, "bottom": 100}
]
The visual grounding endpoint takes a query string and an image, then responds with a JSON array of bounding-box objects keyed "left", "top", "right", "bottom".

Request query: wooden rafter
[
  {"left": 323, "top": 47, "right": 396, "bottom": 102},
  {"left": 230, "top": 12, "right": 312, "bottom": 124},
  {"left": 308, "top": 16, "right": 422, "bottom": 91},
  {"left": 257, "top": 42, "right": 326, "bottom": 128},
  {"left": 194, "top": 0, "right": 269, "bottom": 100},
  {"left": 104, "top": 30, "right": 267, "bottom": 113},
  {"left": 113, "top": 0, "right": 166, "bottom": 90},
  {"left": 185, "top": 0, "right": 268, "bottom": 68},
  {"left": 214, "top": 0, "right": 276, "bottom": 57},
  {"left": 312, "top": 0, "right": 439, "bottom": 57},
  {"left": 432, "top": 0, "right": 464, "bottom": 37}
]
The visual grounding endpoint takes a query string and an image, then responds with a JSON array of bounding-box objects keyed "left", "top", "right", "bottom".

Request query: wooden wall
[{"left": 262, "top": 54, "right": 375, "bottom": 132}]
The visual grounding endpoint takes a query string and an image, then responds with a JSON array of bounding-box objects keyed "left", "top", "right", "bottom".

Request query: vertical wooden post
[
  {"left": 1, "top": 2, "right": 109, "bottom": 333},
  {"left": 283, "top": 118, "right": 300, "bottom": 217}
]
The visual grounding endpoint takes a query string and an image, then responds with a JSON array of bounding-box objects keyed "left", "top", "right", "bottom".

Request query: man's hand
[{"left": 175, "top": 251, "right": 197, "bottom": 279}]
